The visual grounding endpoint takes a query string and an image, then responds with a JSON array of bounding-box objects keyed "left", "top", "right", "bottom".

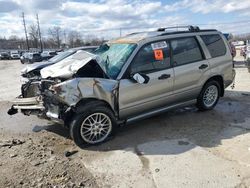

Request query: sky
[{"left": 0, "top": 0, "right": 250, "bottom": 39}]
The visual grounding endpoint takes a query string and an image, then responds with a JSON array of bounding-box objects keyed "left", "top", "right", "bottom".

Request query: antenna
[
  {"left": 22, "top": 12, "right": 29, "bottom": 50},
  {"left": 36, "top": 14, "right": 43, "bottom": 52}
]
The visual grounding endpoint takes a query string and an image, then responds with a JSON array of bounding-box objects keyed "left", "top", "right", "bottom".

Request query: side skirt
[{"left": 126, "top": 99, "right": 196, "bottom": 125}]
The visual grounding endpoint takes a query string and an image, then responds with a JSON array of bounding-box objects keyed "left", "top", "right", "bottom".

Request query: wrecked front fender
[{"left": 51, "top": 78, "right": 119, "bottom": 113}]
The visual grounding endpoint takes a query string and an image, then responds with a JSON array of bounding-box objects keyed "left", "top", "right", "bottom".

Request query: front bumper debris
[
  {"left": 8, "top": 96, "right": 64, "bottom": 124},
  {"left": 8, "top": 96, "right": 45, "bottom": 116},
  {"left": 11, "top": 96, "right": 44, "bottom": 110}
]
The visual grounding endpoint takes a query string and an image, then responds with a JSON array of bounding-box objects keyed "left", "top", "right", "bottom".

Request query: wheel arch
[
  {"left": 75, "top": 98, "right": 116, "bottom": 114},
  {"left": 63, "top": 98, "right": 117, "bottom": 128},
  {"left": 203, "top": 75, "right": 224, "bottom": 97}
]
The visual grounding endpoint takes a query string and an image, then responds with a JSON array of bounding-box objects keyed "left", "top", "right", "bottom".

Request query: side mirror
[{"left": 132, "top": 73, "right": 150, "bottom": 84}]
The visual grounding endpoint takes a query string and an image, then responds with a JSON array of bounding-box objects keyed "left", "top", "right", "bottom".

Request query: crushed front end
[
  {"left": 8, "top": 50, "right": 119, "bottom": 126},
  {"left": 8, "top": 79, "right": 67, "bottom": 124}
]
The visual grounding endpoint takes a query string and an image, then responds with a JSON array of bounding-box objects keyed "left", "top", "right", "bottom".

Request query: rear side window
[
  {"left": 130, "top": 41, "right": 171, "bottom": 74},
  {"left": 33, "top": 54, "right": 41, "bottom": 58},
  {"left": 170, "top": 37, "right": 203, "bottom": 66},
  {"left": 200, "top": 34, "right": 226, "bottom": 58}
]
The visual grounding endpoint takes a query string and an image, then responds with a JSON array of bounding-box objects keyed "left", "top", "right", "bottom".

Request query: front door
[{"left": 119, "top": 41, "right": 174, "bottom": 119}]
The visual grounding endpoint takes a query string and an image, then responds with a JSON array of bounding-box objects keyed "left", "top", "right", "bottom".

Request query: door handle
[
  {"left": 158, "top": 74, "right": 171, "bottom": 80},
  {"left": 199, "top": 64, "right": 208, "bottom": 70}
]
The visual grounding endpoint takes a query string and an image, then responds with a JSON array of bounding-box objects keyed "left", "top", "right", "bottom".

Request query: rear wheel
[
  {"left": 197, "top": 80, "right": 220, "bottom": 111},
  {"left": 70, "top": 102, "right": 117, "bottom": 147}
]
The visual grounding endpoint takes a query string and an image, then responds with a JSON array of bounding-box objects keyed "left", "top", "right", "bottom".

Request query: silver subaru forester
[{"left": 8, "top": 26, "right": 235, "bottom": 146}]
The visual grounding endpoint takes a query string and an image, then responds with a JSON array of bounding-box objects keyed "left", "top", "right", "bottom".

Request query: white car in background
[
  {"left": 10, "top": 51, "right": 20, "bottom": 59},
  {"left": 246, "top": 50, "right": 250, "bottom": 72}
]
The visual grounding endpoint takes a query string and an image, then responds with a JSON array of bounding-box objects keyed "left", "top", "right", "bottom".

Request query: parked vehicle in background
[
  {"left": 241, "top": 42, "right": 250, "bottom": 60},
  {"left": 20, "top": 52, "right": 29, "bottom": 64},
  {"left": 240, "top": 46, "right": 247, "bottom": 59},
  {"left": 28, "top": 53, "right": 43, "bottom": 63},
  {"left": 21, "top": 46, "right": 98, "bottom": 80},
  {"left": 10, "top": 51, "right": 20, "bottom": 59},
  {"left": 246, "top": 52, "right": 250, "bottom": 72},
  {"left": 21, "top": 52, "right": 43, "bottom": 64},
  {"left": 8, "top": 26, "right": 235, "bottom": 146},
  {"left": 0, "top": 52, "right": 10, "bottom": 60},
  {"left": 41, "top": 51, "right": 57, "bottom": 61},
  {"left": 246, "top": 45, "right": 250, "bottom": 57},
  {"left": 230, "top": 43, "right": 236, "bottom": 58}
]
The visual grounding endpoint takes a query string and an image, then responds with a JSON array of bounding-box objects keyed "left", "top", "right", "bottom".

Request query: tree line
[
  {"left": 231, "top": 33, "right": 250, "bottom": 42},
  {"left": 0, "top": 25, "right": 105, "bottom": 50}
]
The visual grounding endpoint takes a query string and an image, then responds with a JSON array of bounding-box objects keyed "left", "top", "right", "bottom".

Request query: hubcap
[
  {"left": 203, "top": 85, "right": 218, "bottom": 107},
  {"left": 80, "top": 113, "right": 112, "bottom": 144}
]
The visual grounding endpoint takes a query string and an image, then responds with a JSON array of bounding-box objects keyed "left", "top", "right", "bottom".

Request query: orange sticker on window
[{"left": 154, "top": 49, "right": 164, "bottom": 61}]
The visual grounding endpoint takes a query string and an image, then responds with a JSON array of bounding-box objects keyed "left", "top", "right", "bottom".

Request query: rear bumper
[
  {"left": 232, "top": 69, "right": 236, "bottom": 81},
  {"left": 224, "top": 69, "right": 236, "bottom": 89}
]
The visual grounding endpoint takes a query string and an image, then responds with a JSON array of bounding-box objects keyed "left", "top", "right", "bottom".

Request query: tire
[
  {"left": 70, "top": 101, "right": 117, "bottom": 147},
  {"left": 197, "top": 80, "right": 221, "bottom": 111}
]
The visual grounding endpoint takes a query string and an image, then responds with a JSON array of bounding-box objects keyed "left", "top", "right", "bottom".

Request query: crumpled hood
[
  {"left": 40, "top": 51, "right": 105, "bottom": 79},
  {"left": 21, "top": 61, "right": 54, "bottom": 75}
]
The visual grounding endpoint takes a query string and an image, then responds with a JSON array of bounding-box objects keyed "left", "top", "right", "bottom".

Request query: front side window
[
  {"left": 200, "top": 34, "right": 226, "bottom": 58},
  {"left": 94, "top": 43, "right": 137, "bottom": 79},
  {"left": 171, "top": 37, "right": 203, "bottom": 66},
  {"left": 130, "top": 41, "right": 171, "bottom": 74}
]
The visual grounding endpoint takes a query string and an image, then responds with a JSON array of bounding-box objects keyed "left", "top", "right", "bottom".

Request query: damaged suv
[{"left": 8, "top": 26, "right": 235, "bottom": 146}]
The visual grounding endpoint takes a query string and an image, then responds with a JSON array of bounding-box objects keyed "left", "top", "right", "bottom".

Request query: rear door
[
  {"left": 200, "top": 34, "right": 233, "bottom": 87},
  {"left": 170, "top": 36, "right": 210, "bottom": 103},
  {"left": 119, "top": 41, "right": 174, "bottom": 119}
]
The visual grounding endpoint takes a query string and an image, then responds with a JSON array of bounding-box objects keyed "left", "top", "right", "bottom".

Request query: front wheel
[
  {"left": 197, "top": 80, "right": 220, "bottom": 111},
  {"left": 70, "top": 102, "right": 117, "bottom": 147}
]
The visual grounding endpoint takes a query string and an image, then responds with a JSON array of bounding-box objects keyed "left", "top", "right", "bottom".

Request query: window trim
[
  {"left": 127, "top": 40, "right": 173, "bottom": 75},
  {"left": 169, "top": 36, "right": 205, "bottom": 68},
  {"left": 200, "top": 34, "right": 227, "bottom": 58}
]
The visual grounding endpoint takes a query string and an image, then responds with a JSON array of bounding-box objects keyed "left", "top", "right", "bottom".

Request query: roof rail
[{"left": 157, "top": 25, "right": 200, "bottom": 32}]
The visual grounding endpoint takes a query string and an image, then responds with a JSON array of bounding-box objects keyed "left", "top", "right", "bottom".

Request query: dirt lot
[{"left": 1, "top": 52, "right": 250, "bottom": 188}]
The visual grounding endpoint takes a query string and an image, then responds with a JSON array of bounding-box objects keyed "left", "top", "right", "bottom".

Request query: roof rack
[{"left": 157, "top": 25, "right": 200, "bottom": 32}]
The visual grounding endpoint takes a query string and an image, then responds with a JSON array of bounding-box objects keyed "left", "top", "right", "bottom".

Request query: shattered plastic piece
[
  {"left": 64, "top": 150, "right": 78, "bottom": 157},
  {"left": 0, "top": 139, "right": 25, "bottom": 148}
]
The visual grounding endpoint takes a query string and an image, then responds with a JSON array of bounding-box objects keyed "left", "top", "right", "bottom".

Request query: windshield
[
  {"left": 94, "top": 43, "right": 137, "bottom": 79},
  {"left": 48, "top": 50, "right": 75, "bottom": 63}
]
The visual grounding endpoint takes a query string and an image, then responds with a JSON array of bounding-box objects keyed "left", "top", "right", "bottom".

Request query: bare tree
[
  {"left": 0, "top": 35, "right": 26, "bottom": 50},
  {"left": 48, "top": 26, "right": 62, "bottom": 48},
  {"left": 233, "top": 33, "right": 250, "bottom": 42},
  {"left": 0, "top": 28, "right": 106, "bottom": 50},
  {"left": 84, "top": 34, "right": 105, "bottom": 46},
  {"left": 68, "top": 31, "right": 83, "bottom": 48},
  {"left": 28, "top": 24, "right": 39, "bottom": 48}
]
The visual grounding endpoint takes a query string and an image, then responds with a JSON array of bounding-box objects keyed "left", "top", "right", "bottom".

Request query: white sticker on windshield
[{"left": 151, "top": 41, "right": 168, "bottom": 50}]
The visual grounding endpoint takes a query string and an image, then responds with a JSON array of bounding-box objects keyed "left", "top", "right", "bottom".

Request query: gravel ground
[{"left": 1, "top": 52, "right": 250, "bottom": 188}]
